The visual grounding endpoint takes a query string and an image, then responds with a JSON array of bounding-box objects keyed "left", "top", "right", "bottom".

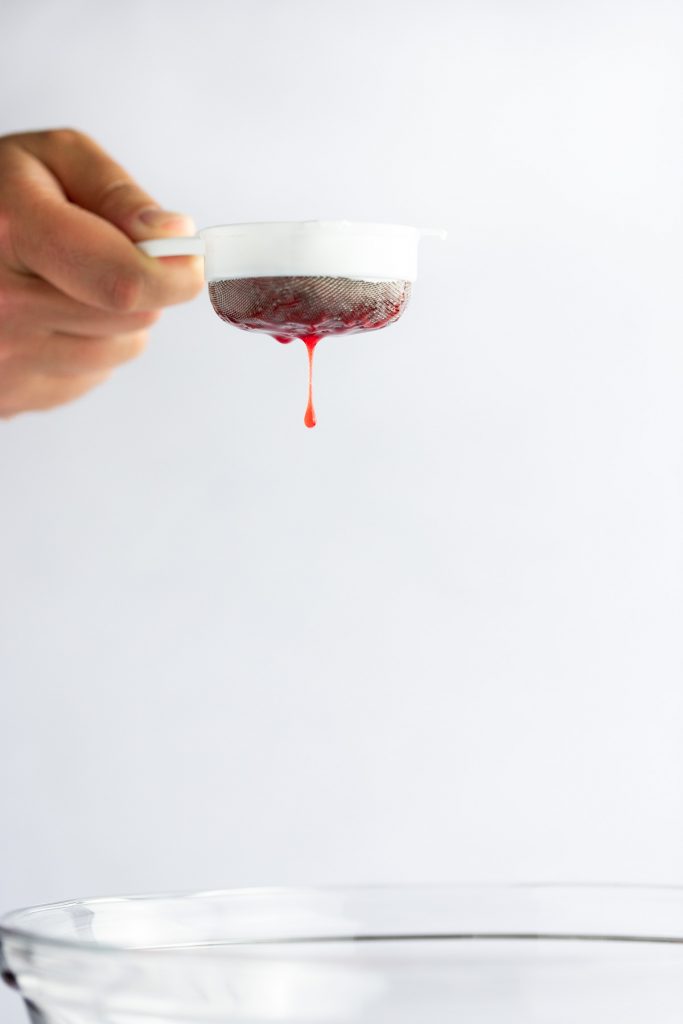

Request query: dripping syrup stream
[{"left": 303, "top": 336, "right": 320, "bottom": 429}]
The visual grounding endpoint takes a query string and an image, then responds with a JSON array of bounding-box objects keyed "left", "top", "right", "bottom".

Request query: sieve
[{"left": 138, "top": 221, "right": 446, "bottom": 427}]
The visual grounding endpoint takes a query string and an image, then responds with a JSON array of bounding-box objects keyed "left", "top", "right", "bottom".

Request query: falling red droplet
[{"left": 303, "top": 336, "right": 319, "bottom": 428}]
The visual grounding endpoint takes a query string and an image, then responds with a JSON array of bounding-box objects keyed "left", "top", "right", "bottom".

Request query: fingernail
[{"left": 136, "top": 207, "right": 195, "bottom": 231}]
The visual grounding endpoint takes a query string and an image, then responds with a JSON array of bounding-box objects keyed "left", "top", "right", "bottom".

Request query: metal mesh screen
[{"left": 208, "top": 276, "right": 412, "bottom": 339}]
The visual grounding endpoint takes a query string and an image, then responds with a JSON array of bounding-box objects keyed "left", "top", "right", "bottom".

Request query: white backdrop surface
[{"left": 1, "top": 0, "right": 682, "bottom": 1020}]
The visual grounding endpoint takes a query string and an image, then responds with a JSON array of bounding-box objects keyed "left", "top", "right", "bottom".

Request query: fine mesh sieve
[
  {"left": 138, "top": 222, "right": 445, "bottom": 426},
  {"left": 208, "top": 275, "right": 412, "bottom": 341}
]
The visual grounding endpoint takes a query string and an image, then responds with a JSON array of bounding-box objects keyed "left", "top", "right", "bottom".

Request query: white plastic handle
[{"left": 137, "top": 237, "right": 205, "bottom": 257}]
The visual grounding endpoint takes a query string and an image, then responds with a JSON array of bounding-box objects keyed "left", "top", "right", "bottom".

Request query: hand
[{"left": 0, "top": 128, "right": 204, "bottom": 417}]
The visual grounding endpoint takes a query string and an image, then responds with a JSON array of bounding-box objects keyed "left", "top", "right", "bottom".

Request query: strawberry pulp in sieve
[{"left": 209, "top": 276, "right": 412, "bottom": 427}]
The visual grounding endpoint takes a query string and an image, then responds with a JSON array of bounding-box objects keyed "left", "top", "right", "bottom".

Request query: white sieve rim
[
  {"left": 138, "top": 222, "right": 446, "bottom": 279},
  {"left": 196, "top": 221, "right": 446, "bottom": 239}
]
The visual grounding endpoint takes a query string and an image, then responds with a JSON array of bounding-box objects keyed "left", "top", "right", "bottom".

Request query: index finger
[
  {"left": 13, "top": 194, "right": 203, "bottom": 312},
  {"left": 3, "top": 133, "right": 203, "bottom": 312}
]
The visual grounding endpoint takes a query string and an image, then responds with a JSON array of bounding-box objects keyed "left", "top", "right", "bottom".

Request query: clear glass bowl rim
[{"left": 3, "top": 883, "right": 683, "bottom": 957}]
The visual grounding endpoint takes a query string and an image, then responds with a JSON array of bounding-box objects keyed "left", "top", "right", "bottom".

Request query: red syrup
[
  {"left": 209, "top": 276, "right": 412, "bottom": 428},
  {"left": 303, "top": 336, "right": 319, "bottom": 428}
]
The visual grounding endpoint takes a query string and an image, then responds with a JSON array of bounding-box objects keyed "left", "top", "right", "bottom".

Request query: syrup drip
[
  {"left": 303, "top": 336, "right": 319, "bottom": 429},
  {"left": 273, "top": 334, "right": 319, "bottom": 427}
]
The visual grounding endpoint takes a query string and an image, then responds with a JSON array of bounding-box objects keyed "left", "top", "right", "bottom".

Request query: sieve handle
[{"left": 137, "top": 237, "right": 205, "bottom": 257}]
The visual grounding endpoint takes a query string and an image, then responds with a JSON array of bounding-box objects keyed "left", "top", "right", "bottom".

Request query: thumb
[{"left": 17, "top": 128, "right": 196, "bottom": 242}]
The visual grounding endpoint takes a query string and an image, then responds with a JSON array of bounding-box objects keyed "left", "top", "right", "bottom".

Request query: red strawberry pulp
[{"left": 209, "top": 276, "right": 412, "bottom": 427}]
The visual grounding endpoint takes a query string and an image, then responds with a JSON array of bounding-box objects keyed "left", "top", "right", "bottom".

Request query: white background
[{"left": 1, "top": 0, "right": 682, "bottom": 1019}]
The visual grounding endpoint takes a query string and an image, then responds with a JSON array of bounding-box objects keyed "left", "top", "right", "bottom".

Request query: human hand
[{"left": 0, "top": 129, "right": 203, "bottom": 417}]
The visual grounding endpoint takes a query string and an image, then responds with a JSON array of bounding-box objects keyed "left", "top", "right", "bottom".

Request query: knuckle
[
  {"left": 161, "top": 260, "right": 204, "bottom": 307},
  {"left": 120, "top": 330, "right": 149, "bottom": 362},
  {"left": 31, "top": 378, "right": 107, "bottom": 413},
  {"left": 137, "top": 308, "right": 162, "bottom": 329},
  {"left": 76, "top": 343, "right": 114, "bottom": 374},
  {"left": 0, "top": 133, "right": 28, "bottom": 160},
  {"left": 61, "top": 372, "right": 112, "bottom": 405},
  {"left": 97, "top": 179, "right": 139, "bottom": 219},
  {"left": 77, "top": 342, "right": 117, "bottom": 375},
  {"left": 189, "top": 267, "right": 205, "bottom": 298},
  {"left": 104, "top": 268, "right": 144, "bottom": 313},
  {"left": 77, "top": 331, "right": 148, "bottom": 374},
  {"left": 175, "top": 261, "right": 205, "bottom": 304},
  {"left": 0, "top": 362, "right": 111, "bottom": 417},
  {"left": 115, "top": 308, "right": 160, "bottom": 331},
  {"left": 44, "top": 127, "right": 88, "bottom": 149}
]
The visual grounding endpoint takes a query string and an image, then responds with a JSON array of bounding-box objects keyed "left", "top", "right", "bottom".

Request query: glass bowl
[{"left": 2, "top": 884, "right": 683, "bottom": 1022}]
